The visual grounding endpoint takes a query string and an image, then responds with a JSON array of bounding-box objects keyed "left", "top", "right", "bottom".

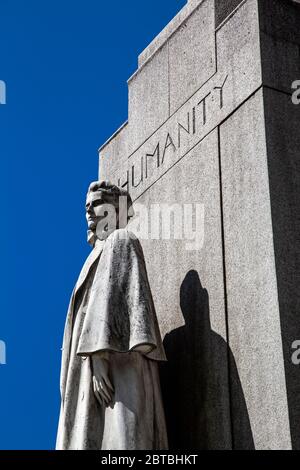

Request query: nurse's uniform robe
[{"left": 56, "top": 229, "right": 168, "bottom": 450}]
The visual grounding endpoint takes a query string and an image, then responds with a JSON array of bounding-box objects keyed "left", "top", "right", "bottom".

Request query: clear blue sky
[{"left": 0, "top": 0, "right": 186, "bottom": 450}]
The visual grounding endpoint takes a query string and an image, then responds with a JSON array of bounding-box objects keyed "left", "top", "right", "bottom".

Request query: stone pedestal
[{"left": 99, "top": 0, "right": 300, "bottom": 449}]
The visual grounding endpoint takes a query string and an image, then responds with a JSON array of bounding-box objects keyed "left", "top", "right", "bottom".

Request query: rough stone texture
[
  {"left": 216, "top": 0, "right": 261, "bottom": 111},
  {"left": 259, "top": 0, "right": 300, "bottom": 93},
  {"left": 128, "top": 131, "right": 233, "bottom": 449},
  {"left": 259, "top": 0, "right": 300, "bottom": 45},
  {"left": 128, "top": 44, "right": 169, "bottom": 153},
  {"left": 260, "top": 32, "right": 300, "bottom": 94},
  {"left": 214, "top": 0, "right": 245, "bottom": 28},
  {"left": 220, "top": 89, "right": 291, "bottom": 450},
  {"left": 99, "top": 122, "right": 128, "bottom": 180},
  {"left": 138, "top": 0, "right": 205, "bottom": 67},
  {"left": 263, "top": 87, "right": 300, "bottom": 450},
  {"left": 98, "top": 0, "right": 300, "bottom": 450},
  {"left": 169, "top": 0, "right": 216, "bottom": 113}
]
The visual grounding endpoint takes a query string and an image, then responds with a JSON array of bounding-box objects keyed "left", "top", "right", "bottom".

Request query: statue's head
[{"left": 86, "top": 180, "right": 134, "bottom": 245}]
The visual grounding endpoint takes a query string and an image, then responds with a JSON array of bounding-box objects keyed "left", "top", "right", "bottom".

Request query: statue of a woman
[{"left": 56, "top": 181, "right": 168, "bottom": 450}]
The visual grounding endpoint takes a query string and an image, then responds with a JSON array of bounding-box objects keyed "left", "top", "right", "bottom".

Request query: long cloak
[{"left": 56, "top": 229, "right": 168, "bottom": 450}]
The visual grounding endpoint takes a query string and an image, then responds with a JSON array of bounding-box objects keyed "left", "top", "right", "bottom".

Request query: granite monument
[{"left": 99, "top": 0, "right": 300, "bottom": 450}]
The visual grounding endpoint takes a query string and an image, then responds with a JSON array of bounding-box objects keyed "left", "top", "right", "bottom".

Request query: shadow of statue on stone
[{"left": 160, "top": 270, "right": 254, "bottom": 450}]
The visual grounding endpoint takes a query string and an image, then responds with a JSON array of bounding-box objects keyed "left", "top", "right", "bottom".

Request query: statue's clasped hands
[{"left": 92, "top": 353, "right": 114, "bottom": 407}]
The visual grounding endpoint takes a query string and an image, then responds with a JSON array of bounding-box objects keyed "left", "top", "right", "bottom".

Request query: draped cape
[{"left": 57, "top": 229, "right": 168, "bottom": 450}]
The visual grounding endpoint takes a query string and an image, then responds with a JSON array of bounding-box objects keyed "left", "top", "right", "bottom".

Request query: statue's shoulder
[
  {"left": 106, "top": 229, "right": 138, "bottom": 248},
  {"left": 104, "top": 229, "right": 145, "bottom": 265}
]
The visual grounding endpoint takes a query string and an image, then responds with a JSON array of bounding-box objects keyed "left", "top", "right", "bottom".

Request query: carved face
[{"left": 85, "top": 191, "right": 107, "bottom": 231}]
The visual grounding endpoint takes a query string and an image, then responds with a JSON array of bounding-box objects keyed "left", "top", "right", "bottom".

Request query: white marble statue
[{"left": 56, "top": 181, "right": 168, "bottom": 450}]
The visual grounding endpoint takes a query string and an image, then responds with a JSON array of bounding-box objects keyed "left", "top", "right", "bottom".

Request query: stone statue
[{"left": 56, "top": 181, "right": 168, "bottom": 450}]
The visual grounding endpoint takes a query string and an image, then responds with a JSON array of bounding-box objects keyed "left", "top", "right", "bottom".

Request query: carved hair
[{"left": 87, "top": 180, "right": 134, "bottom": 218}]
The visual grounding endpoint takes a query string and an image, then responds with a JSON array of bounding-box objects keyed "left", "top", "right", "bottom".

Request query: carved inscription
[{"left": 117, "top": 74, "right": 229, "bottom": 200}]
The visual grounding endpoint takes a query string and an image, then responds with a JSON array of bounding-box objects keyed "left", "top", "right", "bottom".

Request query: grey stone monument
[{"left": 99, "top": 0, "right": 300, "bottom": 450}]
